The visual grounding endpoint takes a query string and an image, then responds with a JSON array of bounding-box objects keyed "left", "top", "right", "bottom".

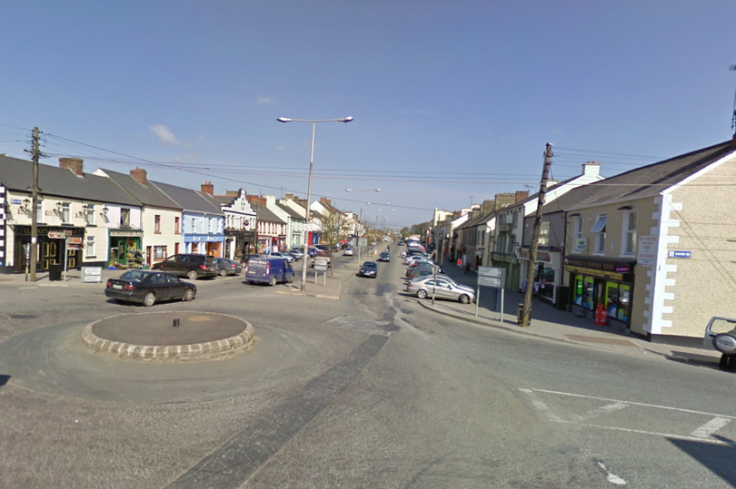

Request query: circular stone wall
[{"left": 82, "top": 311, "right": 255, "bottom": 362}]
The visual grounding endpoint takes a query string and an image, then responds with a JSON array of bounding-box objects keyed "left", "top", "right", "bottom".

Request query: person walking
[{"left": 464, "top": 262, "right": 471, "bottom": 275}]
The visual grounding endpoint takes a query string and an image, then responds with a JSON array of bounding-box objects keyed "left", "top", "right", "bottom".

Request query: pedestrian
[
  {"left": 464, "top": 262, "right": 471, "bottom": 275},
  {"left": 387, "top": 244, "right": 390, "bottom": 253}
]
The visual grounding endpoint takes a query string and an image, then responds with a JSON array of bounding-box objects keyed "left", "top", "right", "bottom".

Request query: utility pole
[
  {"left": 29, "top": 127, "right": 40, "bottom": 282},
  {"left": 520, "top": 142, "right": 553, "bottom": 327}
]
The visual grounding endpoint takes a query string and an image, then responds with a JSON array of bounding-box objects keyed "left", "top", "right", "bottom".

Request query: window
[
  {"left": 155, "top": 215, "right": 161, "bottom": 233},
  {"left": 86, "top": 236, "right": 95, "bottom": 258},
  {"left": 175, "top": 216, "right": 180, "bottom": 234},
  {"left": 153, "top": 246, "right": 167, "bottom": 260},
  {"left": 574, "top": 217, "right": 583, "bottom": 240},
  {"left": 36, "top": 201, "right": 44, "bottom": 223},
  {"left": 208, "top": 218, "right": 214, "bottom": 233},
  {"left": 61, "top": 202, "right": 70, "bottom": 223},
  {"left": 623, "top": 211, "right": 637, "bottom": 255},
  {"left": 512, "top": 212, "right": 518, "bottom": 227},
  {"left": 539, "top": 221, "right": 550, "bottom": 246},
  {"left": 592, "top": 214, "right": 607, "bottom": 253},
  {"left": 85, "top": 206, "right": 95, "bottom": 225},
  {"left": 121, "top": 208, "right": 131, "bottom": 227}
]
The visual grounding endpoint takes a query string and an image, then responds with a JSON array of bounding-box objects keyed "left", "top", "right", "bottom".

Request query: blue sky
[{"left": 1, "top": 0, "right": 735, "bottom": 229}]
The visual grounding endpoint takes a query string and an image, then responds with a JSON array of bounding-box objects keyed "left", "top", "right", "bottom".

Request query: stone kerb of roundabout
[{"left": 82, "top": 311, "right": 255, "bottom": 362}]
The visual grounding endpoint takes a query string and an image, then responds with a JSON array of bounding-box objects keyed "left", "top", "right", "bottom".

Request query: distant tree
[
  {"left": 400, "top": 227, "right": 410, "bottom": 239},
  {"left": 317, "top": 211, "right": 351, "bottom": 275}
]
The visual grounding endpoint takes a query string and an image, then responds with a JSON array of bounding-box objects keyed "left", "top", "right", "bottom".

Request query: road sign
[
  {"left": 478, "top": 276, "right": 503, "bottom": 288},
  {"left": 314, "top": 257, "right": 329, "bottom": 272},
  {"left": 478, "top": 266, "right": 504, "bottom": 278}
]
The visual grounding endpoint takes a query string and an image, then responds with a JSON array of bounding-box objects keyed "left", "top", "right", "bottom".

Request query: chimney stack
[
  {"left": 515, "top": 190, "right": 529, "bottom": 203},
  {"left": 201, "top": 181, "right": 214, "bottom": 195},
  {"left": 285, "top": 192, "right": 293, "bottom": 200},
  {"left": 59, "top": 158, "right": 84, "bottom": 176},
  {"left": 582, "top": 161, "right": 601, "bottom": 177},
  {"left": 130, "top": 168, "right": 148, "bottom": 185}
]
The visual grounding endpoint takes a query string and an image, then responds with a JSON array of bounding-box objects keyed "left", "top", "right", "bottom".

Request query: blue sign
[
  {"left": 11, "top": 199, "right": 21, "bottom": 205},
  {"left": 183, "top": 234, "right": 225, "bottom": 243},
  {"left": 668, "top": 250, "right": 691, "bottom": 259}
]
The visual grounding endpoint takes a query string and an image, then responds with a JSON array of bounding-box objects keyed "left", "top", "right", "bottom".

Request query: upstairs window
[
  {"left": 155, "top": 215, "right": 161, "bottom": 233},
  {"left": 121, "top": 208, "right": 131, "bottom": 227},
  {"left": 61, "top": 202, "right": 71, "bottom": 223},
  {"left": 592, "top": 214, "right": 607, "bottom": 253},
  {"left": 85, "top": 205, "right": 95, "bottom": 225},
  {"left": 175, "top": 216, "right": 180, "bottom": 234},
  {"left": 623, "top": 211, "right": 637, "bottom": 255}
]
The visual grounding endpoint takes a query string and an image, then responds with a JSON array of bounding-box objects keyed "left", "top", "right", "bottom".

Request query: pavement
[{"left": 419, "top": 255, "right": 722, "bottom": 368}]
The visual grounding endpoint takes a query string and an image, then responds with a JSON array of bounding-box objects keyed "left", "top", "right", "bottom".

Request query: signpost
[
  {"left": 476, "top": 266, "right": 505, "bottom": 320},
  {"left": 314, "top": 257, "right": 328, "bottom": 286},
  {"left": 82, "top": 266, "right": 103, "bottom": 283}
]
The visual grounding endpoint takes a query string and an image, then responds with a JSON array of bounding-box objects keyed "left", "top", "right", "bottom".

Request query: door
[
  {"left": 434, "top": 279, "right": 455, "bottom": 299},
  {"left": 165, "top": 274, "right": 184, "bottom": 299},
  {"left": 149, "top": 273, "right": 170, "bottom": 301},
  {"left": 146, "top": 246, "right": 152, "bottom": 267},
  {"left": 174, "top": 242, "right": 180, "bottom": 255}
]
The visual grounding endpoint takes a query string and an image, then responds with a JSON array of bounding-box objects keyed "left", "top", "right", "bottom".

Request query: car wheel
[
  {"left": 187, "top": 270, "right": 198, "bottom": 281},
  {"left": 417, "top": 290, "right": 428, "bottom": 299},
  {"left": 220, "top": 268, "right": 228, "bottom": 277},
  {"left": 183, "top": 289, "right": 194, "bottom": 301},
  {"left": 143, "top": 292, "right": 156, "bottom": 307},
  {"left": 269, "top": 276, "right": 277, "bottom": 287},
  {"left": 459, "top": 294, "right": 470, "bottom": 304}
]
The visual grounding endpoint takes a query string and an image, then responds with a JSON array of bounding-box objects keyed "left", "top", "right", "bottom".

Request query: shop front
[
  {"left": 520, "top": 249, "right": 563, "bottom": 307},
  {"left": 565, "top": 256, "right": 636, "bottom": 327},
  {"left": 108, "top": 229, "right": 144, "bottom": 268},
  {"left": 12, "top": 225, "right": 84, "bottom": 273},
  {"left": 184, "top": 234, "right": 225, "bottom": 257}
]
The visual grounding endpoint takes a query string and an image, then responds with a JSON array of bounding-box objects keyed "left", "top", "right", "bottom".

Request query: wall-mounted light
[
  {"left": 101, "top": 206, "right": 109, "bottom": 217},
  {"left": 55, "top": 201, "right": 63, "bottom": 215},
  {"left": 19, "top": 198, "right": 31, "bottom": 213}
]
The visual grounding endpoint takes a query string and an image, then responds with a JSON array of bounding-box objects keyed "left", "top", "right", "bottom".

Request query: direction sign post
[{"left": 476, "top": 266, "right": 505, "bottom": 320}]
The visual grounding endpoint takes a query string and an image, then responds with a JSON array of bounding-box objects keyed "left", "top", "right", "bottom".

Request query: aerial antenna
[{"left": 730, "top": 64, "right": 736, "bottom": 131}]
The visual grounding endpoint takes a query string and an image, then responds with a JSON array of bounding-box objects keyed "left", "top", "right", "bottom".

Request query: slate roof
[
  {"left": 258, "top": 205, "right": 287, "bottom": 223},
  {"left": 276, "top": 202, "right": 305, "bottom": 220},
  {"left": 94, "top": 168, "right": 180, "bottom": 209},
  {"left": 212, "top": 195, "right": 235, "bottom": 206},
  {"left": 151, "top": 181, "right": 223, "bottom": 215},
  {"left": 565, "top": 139, "right": 736, "bottom": 211},
  {"left": 0, "top": 156, "right": 139, "bottom": 206}
]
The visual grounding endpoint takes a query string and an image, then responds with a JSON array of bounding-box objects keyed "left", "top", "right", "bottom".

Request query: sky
[{"left": 1, "top": 0, "right": 736, "bottom": 230}]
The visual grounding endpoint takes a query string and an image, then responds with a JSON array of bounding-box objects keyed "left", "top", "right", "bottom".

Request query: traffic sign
[
  {"left": 478, "top": 266, "right": 504, "bottom": 278},
  {"left": 478, "top": 276, "right": 503, "bottom": 288}
]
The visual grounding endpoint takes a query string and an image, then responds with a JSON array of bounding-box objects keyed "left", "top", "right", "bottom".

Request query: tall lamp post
[
  {"left": 345, "top": 188, "right": 379, "bottom": 262},
  {"left": 277, "top": 116, "right": 353, "bottom": 291}
]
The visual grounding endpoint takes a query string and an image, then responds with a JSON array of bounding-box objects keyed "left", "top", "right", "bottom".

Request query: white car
[{"left": 344, "top": 247, "right": 354, "bottom": 256}]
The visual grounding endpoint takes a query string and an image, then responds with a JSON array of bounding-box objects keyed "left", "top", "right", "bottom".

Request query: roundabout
[{"left": 82, "top": 311, "right": 255, "bottom": 362}]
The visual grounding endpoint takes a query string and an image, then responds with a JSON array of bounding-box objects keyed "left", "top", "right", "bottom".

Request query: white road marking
[
  {"left": 573, "top": 402, "right": 629, "bottom": 422},
  {"left": 528, "top": 388, "right": 736, "bottom": 420},
  {"left": 690, "top": 417, "right": 732, "bottom": 439},
  {"left": 597, "top": 461, "right": 627, "bottom": 485},
  {"left": 518, "top": 388, "right": 563, "bottom": 422}
]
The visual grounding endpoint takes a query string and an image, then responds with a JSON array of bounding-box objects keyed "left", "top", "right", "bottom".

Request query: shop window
[
  {"left": 604, "top": 282, "right": 631, "bottom": 323},
  {"left": 86, "top": 236, "right": 95, "bottom": 258},
  {"left": 622, "top": 211, "right": 637, "bottom": 255},
  {"left": 155, "top": 215, "right": 161, "bottom": 233},
  {"left": 592, "top": 214, "right": 607, "bottom": 253}
]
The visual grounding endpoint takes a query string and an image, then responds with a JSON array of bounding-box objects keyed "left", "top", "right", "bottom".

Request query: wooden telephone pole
[
  {"left": 520, "top": 143, "right": 553, "bottom": 327},
  {"left": 29, "top": 127, "right": 40, "bottom": 282}
]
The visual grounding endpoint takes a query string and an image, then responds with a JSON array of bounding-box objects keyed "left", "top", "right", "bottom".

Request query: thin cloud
[
  {"left": 150, "top": 125, "right": 181, "bottom": 146},
  {"left": 276, "top": 145, "right": 285, "bottom": 151},
  {"left": 254, "top": 96, "right": 275, "bottom": 105}
]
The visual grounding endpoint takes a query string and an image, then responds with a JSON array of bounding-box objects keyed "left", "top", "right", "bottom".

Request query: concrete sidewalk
[{"left": 416, "top": 256, "right": 722, "bottom": 369}]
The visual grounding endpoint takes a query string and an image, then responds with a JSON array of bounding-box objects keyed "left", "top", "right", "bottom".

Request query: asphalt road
[{"left": 0, "top": 249, "right": 735, "bottom": 488}]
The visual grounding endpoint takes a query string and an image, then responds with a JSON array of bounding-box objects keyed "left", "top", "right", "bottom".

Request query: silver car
[{"left": 406, "top": 276, "right": 475, "bottom": 304}]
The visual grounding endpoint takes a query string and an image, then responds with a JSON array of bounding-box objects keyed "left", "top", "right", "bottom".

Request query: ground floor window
[
  {"left": 573, "top": 275, "right": 595, "bottom": 310},
  {"left": 153, "top": 246, "right": 167, "bottom": 260},
  {"left": 605, "top": 282, "right": 631, "bottom": 323},
  {"left": 86, "top": 236, "right": 95, "bottom": 258}
]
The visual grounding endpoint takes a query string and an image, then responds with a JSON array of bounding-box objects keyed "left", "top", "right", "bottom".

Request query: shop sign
[
  {"left": 574, "top": 238, "right": 587, "bottom": 252},
  {"left": 637, "top": 236, "right": 656, "bottom": 267},
  {"left": 185, "top": 234, "right": 225, "bottom": 243},
  {"left": 520, "top": 249, "right": 551, "bottom": 262},
  {"left": 566, "top": 264, "right": 624, "bottom": 282},
  {"left": 668, "top": 250, "right": 691, "bottom": 259},
  {"left": 110, "top": 230, "right": 144, "bottom": 237}
]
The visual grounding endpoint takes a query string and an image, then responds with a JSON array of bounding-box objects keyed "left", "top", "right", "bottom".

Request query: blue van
[{"left": 246, "top": 257, "right": 295, "bottom": 286}]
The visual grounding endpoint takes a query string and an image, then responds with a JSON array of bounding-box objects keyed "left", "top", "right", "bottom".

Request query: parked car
[
  {"left": 406, "top": 262, "right": 443, "bottom": 278},
  {"left": 239, "top": 253, "right": 262, "bottom": 265},
  {"left": 246, "top": 257, "right": 295, "bottom": 286},
  {"left": 406, "top": 255, "right": 433, "bottom": 267},
  {"left": 344, "top": 247, "right": 355, "bottom": 256},
  {"left": 358, "top": 261, "right": 378, "bottom": 278},
  {"left": 406, "top": 266, "right": 446, "bottom": 281},
  {"left": 406, "top": 276, "right": 475, "bottom": 304},
  {"left": 151, "top": 254, "right": 217, "bottom": 280},
  {"left": 105, "top": 270, "right": 196, "bottom": 307},
  {"left": 215, "top": 257, "right": 242, "bottom": 276},
  {"left": 288, "top": 249, "right": 304, "bottom": 260},
  {"left": 282, "top": 251, "right": 301, "bottom": 261},
  {"left": 270, "top": 251, "right": 294, "bottom": 263},
  {"left": 398, "top": 240, "right": 405, "bottom": 246},
  {"left": 378, "top": 252, "right": 390, "bottom": 262}
]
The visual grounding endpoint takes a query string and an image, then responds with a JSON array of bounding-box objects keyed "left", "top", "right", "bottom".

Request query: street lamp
[
  {"left": 345, "top": 188, "right": 379, "bottom": 262},
  {"left": 278, "top": 116, "right": 353, "bottom": 291}
]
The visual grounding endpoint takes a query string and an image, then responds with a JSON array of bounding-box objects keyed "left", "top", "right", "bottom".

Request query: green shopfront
[
  {"left": 566, "top": 255, "right": 636, "bottom": 327},
  {"left": 108, "top": 229, "right": 144, "bottom": 268}
]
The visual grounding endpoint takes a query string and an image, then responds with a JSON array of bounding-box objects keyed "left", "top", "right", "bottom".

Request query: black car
[
  {"left": 378, "top": 252, "right": 390, "bottom": 262},
  {"left": 152, "top": 254, "right": 218, "bottom": 280},
  {"left": 105, "top": 270, "right": 197, "bottom": 307},
  {"left": 215, "top": 257, "right": 243, "bottom": 276},
  {"left": 358, "top": 261, "right": 378, "bottom": 278}
]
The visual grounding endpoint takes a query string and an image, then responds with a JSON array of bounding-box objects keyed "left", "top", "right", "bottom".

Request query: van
[{"left": 246, "top": 257, "right": 295, "bottom": 286}]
